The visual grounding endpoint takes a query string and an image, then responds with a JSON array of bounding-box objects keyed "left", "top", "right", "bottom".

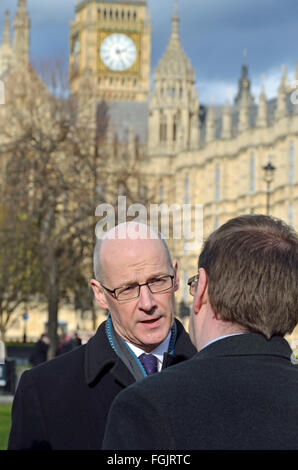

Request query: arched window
[
  {"left": 159, "top": 183, "right": 164, "bottom": 202},
  {"left": 289, "top": 142, "right": 295, "bottom": 184},
  {"left": 118, "top": 182, "right": 127, "bottom": 196},
  {"left": 173, "top": 114, "right": 178, "bottom": 142},
  {"left": 215, "top": 163, "right": 221, "bottom": 201},
  {"left": 250, "top": 152, "right": 255, "bottom": 193},
  {"left": 160, "top": 112, "right": 167, "bottom": 142},
  {"left": 184, "top": 173, "right": 190, "bottom": 204},
  {"left": 288, "top": 202, "right": 294, "bottom": 226}
]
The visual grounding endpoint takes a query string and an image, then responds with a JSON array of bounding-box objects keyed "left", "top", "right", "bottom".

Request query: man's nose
[{"left": 138, "top": 284, "right": 157, "bottom": 312}]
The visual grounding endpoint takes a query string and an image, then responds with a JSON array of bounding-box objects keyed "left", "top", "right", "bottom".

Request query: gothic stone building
[
  {"left": 1, "top": 0, "right": 298, "bottom": 341},
  {"left": 68, "top": 0, "right": 298, "bottom": 304}
]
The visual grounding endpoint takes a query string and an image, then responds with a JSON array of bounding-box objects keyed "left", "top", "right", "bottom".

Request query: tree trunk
[
  {"left": 0, "top": 328, "right": 6, "bottom": 359},
  {"left": 47, "top": 288, "right": 59, "bottom": 360}
]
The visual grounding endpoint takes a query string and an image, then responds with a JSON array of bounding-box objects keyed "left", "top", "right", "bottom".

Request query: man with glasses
[
  {"left": 103, "top": 215, "right": 298, "bottom": 450},
  {"left": 8, "top": 222, "right": 196, "bottom": 450}
]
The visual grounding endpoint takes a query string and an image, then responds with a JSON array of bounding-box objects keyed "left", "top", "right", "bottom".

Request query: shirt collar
[
  {"left": 125, "top": 330, "right": 172, "bottom": 365},
  {"left": 202, "top": 332, "right": 246, "bottom": 351}
]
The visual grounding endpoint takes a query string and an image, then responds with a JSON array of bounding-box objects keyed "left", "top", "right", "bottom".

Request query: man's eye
[
  {"left": 118, "top": 285, "right": 137, "bottom": 295},
  {"left": 150, "top": 278, "right": 166, "bottom": 285}
]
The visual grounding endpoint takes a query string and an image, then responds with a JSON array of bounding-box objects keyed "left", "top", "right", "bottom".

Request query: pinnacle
[
  {"left": 154, "top": 1, "right": 194, "bottom": 81},
  {"left": 2, "top": 10, "right": 11, "bottom": 46}
]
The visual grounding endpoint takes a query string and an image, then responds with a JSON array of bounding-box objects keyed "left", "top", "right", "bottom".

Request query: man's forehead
[
  {"left": 102, "top": 222, "right": 160, "bottom": 241},
  {"left": 101, "top": 235, "right": 166, "bottom": 260},
  {"left": 100, "top": 236, "right": 170, "bottom": 280}
]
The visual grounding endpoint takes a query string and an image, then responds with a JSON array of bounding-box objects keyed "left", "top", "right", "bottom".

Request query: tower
[
  {"left": 0, "top": 10, "right": 13, "bottom": 75},
  {"left": 70, "top": 0, "right": 151, "bottom": 102},
  {"left": 148, "top": 1, "right": 199, "bottom": 154},
  {"left": 13, "top": 0, "right": 30, "bottom": 67},
  {"left": 234, "top": 57, "right": 254, "bottom": 108}
]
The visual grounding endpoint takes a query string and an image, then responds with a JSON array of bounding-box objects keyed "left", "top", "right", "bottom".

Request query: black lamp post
[{"left": 263, "top": 160, "right": 276, "bottom": 215}]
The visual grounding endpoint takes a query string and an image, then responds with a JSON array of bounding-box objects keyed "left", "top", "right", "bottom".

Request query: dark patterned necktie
[{"left": 139, "top": 353, "right": 158, "bottom": 376}]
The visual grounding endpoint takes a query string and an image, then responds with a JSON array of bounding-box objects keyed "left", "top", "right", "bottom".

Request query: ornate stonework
[
  {"left": 0, "top": 0, "right": 297, "bottom": 343},
  {"left": 70, "top": 0, "right": 151, "bottom": 102}
]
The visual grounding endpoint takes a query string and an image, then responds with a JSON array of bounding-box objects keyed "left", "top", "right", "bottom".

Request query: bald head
[{"left": 93, "top": 222, "right": 172, "bottom": 283}]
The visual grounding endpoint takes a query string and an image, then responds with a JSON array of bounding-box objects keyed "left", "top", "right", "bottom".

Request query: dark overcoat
[
  {"left": 103, "top": 333, "right": 298, "bottom": 450},
  {"left": 8, "top": 318, "right": 196, "bottom": 450}
]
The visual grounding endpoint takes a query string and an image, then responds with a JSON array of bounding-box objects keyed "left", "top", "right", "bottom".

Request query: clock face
[{"left": 100, "top": 33, "right": 137, "bottom": 72}]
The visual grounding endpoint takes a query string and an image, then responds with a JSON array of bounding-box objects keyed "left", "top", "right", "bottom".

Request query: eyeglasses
[
  {"left": 187, "top": 273, "right": 200, "bottom": 297},
  {"left": 100, "top": 275, "right": 175, "bottom": 302}
]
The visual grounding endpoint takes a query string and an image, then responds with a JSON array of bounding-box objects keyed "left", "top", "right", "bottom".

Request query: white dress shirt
[{"left": 125, "top": 330, "right": 172, "bottom": 372}]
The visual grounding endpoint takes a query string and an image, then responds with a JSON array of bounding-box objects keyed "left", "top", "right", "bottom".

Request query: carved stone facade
[
  {"left": 70, "top": 0, "right": 151, "bottom": 102},
  {"left": 0, "top": 0, "right": 297, "bottom": 344}
]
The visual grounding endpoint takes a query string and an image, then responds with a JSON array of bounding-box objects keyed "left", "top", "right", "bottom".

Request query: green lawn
[{"left": 0, "top": 404, "right": 12, "bottom": 450}]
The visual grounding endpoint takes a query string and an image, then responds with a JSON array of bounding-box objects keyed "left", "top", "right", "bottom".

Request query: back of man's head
[{"left": 199, "top": 214, "right": 298, "bottom": 339}]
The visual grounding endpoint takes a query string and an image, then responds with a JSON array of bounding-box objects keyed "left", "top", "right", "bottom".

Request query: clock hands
[
  {"left": 100, "top": 33, "right": 136, "bottom": 71},
  {"left": 115, "top": 47, "right": 127, "bottom": 55}
]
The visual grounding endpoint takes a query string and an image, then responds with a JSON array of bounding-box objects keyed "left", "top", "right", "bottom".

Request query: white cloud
[
  {"left": 251, "top": 65, "right": 296, "bottom": 100},
  {"left": 198, "top": 80, "right": 237, "bottom": 105}
]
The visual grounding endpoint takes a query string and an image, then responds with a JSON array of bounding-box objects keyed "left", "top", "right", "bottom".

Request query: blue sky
[{"left": 0, "top": 0, "right": 298, "bottom": 103}]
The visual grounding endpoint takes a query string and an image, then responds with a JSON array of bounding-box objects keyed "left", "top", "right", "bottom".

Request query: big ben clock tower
[{"left": 70, "top": 0, "right": 151, "bottom": 102}]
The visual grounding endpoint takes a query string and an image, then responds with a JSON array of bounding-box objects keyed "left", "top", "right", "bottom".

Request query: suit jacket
[
  {"left": 103, "top": 333, "right": 298, "bottom": 450},
  {"left": 8, "top": 318, "right": 196, "bottom": 450}
]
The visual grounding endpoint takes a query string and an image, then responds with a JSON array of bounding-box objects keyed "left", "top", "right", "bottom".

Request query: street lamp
[{"left": 263, "top": 160, "right": 276, "bottom": 215}]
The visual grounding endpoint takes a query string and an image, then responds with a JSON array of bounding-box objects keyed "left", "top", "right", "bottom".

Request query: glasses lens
[
  {"left": 190, "top": 282, "right": 197, "bottom": 296},
  {"left": 188, "top": 274, "right": 199, "bottom": 296},
  {"left": 149, "top": 276, "right": 173, "bottom": 293},
  {"left": 116, "top": 285, "right": 139, "bottom": 301}
]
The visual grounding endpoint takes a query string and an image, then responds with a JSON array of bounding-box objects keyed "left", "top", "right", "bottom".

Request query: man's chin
[{"left": 138, "top": 320, "right": 172, "bottom": 351}]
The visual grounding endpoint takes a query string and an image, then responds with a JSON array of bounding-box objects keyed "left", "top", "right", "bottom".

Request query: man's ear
[
  {"left": 172, "top": 259, "right": 179, "bottom": 292},
  {"left": 90, "top": 279, "right": 109, "bottom": 310},
  {"left": 193, "top": 268, "right": 208, "bottom": 315}
]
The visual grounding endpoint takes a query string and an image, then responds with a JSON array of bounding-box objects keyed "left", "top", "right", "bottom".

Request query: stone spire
[
  {"left": 234, "top": 55, "right": 254, "bottom": 108},
  {"left": 238, "top": 87, "right": 250, "bottom": 132},
  {"left": 221, "top": 98, "right": 232, "bottom": 139},
  {"left": 256, "top": 78, "right": 267, "bottom": 128},
  {"left": 2, "top": 10, "right": 11, "bottom": 46},
  {"left": 205, "top": 102, "right": 216, "bottom": 143},
  {"left": 0, "top": 10, "right": 13, "bottom": 75},
  {"left": 154, "top": 1, "right": 194, "bottom": 82},
  {"left": 275, "top": 65, "right": 288, "bottom": 120},
  {"left": 13, "top": 0, "right": 30, "bottom": 66},
  {"left": 148, "top": 0, "right": 199, "bottom": 154}
]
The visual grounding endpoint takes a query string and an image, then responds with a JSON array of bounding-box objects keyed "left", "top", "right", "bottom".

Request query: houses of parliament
[{"left": 0, "top": 0, "right": 297, "bottom": 341}]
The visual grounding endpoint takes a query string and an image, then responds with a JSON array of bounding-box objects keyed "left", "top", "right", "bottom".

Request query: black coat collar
[
  {"left": 84, "top": 318, "right": 196, "bottom": 386},
  {"left": 195, "top": 333, "right": 293, "bottom": 362}
]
